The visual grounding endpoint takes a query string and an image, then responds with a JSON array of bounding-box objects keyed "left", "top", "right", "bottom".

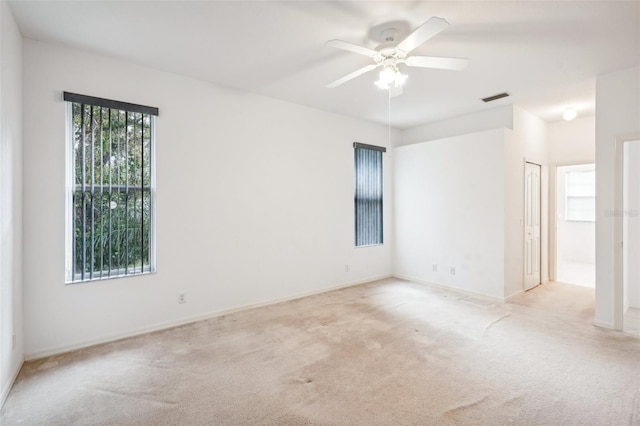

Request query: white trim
[
  {"left": 613, "top": 133, "right": 640, "bottom": 331},
  {"left": 549, "top": 161, "right": 598, "bottom": 282},
  {"left": 68, "top": 267, "right": 154, "bottom": 285},
  {"left": 393, "top": 274, "right": 508, "bottom": 303},
  {"left": 0, "top": 358, "right": 24, "bottom": 409},
  {"left": 552, "top": 160, "right": 598, "bottom": 168},
  {"left": 550, "top": 162, "right": 597, "bottom": 283},
  {"left": 64, "top": 102, "right": 74, "bottom": 281},
  {"left": 504, "top": 289, "right": 525, "bottom": 302},
  {"left": 25, "top": 274, "right": 392, "bottom": 361},
  {"left": 593, "top": 320, "right": 615, "bottom": 330},
  {"left": 622, "top": 330, "right": 640, "bottom": 339},
  {"left": 149, "top": 115, "right": 157, "bottom": 273},
  {"left": 549, "top": 165, "right": 557, "bottom": 281}
]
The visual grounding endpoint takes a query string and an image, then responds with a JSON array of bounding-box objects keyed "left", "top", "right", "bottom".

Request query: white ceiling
[{"left": 9, "top": 0, "right": 640, "bottom": 129}]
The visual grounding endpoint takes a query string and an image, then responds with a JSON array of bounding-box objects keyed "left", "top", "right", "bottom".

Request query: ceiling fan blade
[
  {"left": 389, "top": 85, "right": 404, "bottom": 98},
  {"left": 405, "top": 56, "right": 469, "bottom": 71},
  {"left": 326, "top": 64, "right": 379, "bottom": 89},
  {"left": 326, "top": 39, "right": 379, "bottom": 58},
  {"left": 396, "top": 17, "right": 449, "bottom": 54}
]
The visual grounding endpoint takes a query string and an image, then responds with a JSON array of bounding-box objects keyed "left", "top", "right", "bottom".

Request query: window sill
[
  {"left": 66, "top": 269, "right": 156, "bottom": 285},
  {"left": 355, "top": 244, "right": 384, "bottom": 248}
]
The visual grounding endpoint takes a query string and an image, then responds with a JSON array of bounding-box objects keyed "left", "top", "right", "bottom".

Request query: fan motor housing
[{"left": 368, "top": 20, "right": 411, "bottom": 45}]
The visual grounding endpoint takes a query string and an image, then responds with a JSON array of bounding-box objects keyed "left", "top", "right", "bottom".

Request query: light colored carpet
[{"left": 1, "top": 278, "right": 639, "bottom": 425}]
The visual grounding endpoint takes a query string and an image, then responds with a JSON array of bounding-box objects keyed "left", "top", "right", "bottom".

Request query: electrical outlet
[
  {"left": 450, "top": 267, "right": 456, "bottom": 275},
  {"left": 178, "top": 293, "right": 186, "bottom": 304},
  {"left": 345, "top": 264, "right": 350, "bottom": 272},
  {"left": 432, "top": 264, "right": 437, "bottom": 272}
]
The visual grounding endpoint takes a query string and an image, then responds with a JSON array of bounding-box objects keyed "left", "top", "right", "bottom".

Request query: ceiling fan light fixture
[
  {"left": 394, "top": 72, "right": 408, "bottom": 87},
  {"left": 378, "top": 66, "right": 397, "bottom": 85},
  {"left": 375, "top": 65, "right": 407, "bottom": 90},
  {"left": 375, "top": 79, "right": 390, "bottom": 90}
]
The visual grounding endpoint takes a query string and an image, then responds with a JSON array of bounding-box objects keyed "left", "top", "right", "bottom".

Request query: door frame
[
  {"left": 549, "top": 161, "right": 596, "bottom": 282},
  {"left": 613, "top": 133, "right": 640, "bottom": 330},
  {"left": 524, "top": 161, "right": 542, "bottom": 291}
]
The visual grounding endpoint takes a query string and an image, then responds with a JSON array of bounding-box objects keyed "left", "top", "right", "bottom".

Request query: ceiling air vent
[{"left": 481, "top": 92, "right": 510, "bottom": 103}]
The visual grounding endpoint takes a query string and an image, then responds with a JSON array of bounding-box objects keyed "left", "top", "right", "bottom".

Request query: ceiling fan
[{"left": 326, "top": 17, "right": 468, "bottom": 97}]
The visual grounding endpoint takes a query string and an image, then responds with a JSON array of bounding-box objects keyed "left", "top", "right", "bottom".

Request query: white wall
[
  {"left": 22, "top": 39, "right": 395, "bottom": 358},
  {"left": 623, "top": 141, "right": 640, "bottom": 311},
  {"left": 399, "top": 105, "right": 513, "bottom": 147},
  {"left": 548, "top": 116, "right": 595, "bottom": 165},
  {"left": 393, "top": 129, "right": 506, "bottom": 300},
  {"left": 395, "top": 106, "right": 548, "bottom": 301},
  {"left": 0, "top": 0, "right": 24, "bottom": 405},
  {"left": 503, "top": 107, "right": 549, "bottom": 298},
  {"left": 595, "top": 66, "right": 640, "bottom": 329}
]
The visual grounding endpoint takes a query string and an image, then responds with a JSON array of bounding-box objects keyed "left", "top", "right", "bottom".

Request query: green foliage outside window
[{"left": 71, "top": 103, "right": 152, "bottom": 281}]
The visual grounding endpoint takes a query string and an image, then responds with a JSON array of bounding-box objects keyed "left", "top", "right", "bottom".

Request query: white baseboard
[
  {"left": 1, "top": 358, "right": 24, "bottom": 409},
  {"left": 25, "top": 274, "right": 392, "bottom": 361},
  {"left": 595, "top": 321, "right": 640, "bottom": 338},
  {"left": 393, "top": 274, "right": 507, "bottom": 303},
  {"left": 593, "top": 320, "right": 615, "bottom": 330},
  {"left": 504, "top": 289, "right": 524, "bottom": 302}
]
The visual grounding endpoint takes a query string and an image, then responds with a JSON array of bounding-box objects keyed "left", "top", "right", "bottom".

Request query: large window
[
  {"left": 65, "top": 92, "right": 158, "bottom": 282},
  {"left": 565, "top": 169, "right": 596, "bottom": 222},
  {"left": 354, "top": 142, "right": 385, "bottom": 247}
]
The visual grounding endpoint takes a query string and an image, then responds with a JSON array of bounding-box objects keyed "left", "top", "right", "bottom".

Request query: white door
[{"left": 525, "top": 162, "right": 541, "bottom": 290}]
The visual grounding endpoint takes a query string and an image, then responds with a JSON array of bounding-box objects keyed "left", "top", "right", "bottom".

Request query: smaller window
[
  {"left": 565, "top": 169, "right": 595, "bottom": 222},
  {"left": 354, "top": 142, "right": 385, "bottom": 247}
]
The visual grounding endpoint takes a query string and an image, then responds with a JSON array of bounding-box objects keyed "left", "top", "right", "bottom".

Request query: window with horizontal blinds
[
  {"left": 64, "top": 92, "right": 158, "bottom": 283},
  {"left": 354, "top": 142, "right": 385, "bottom": 247},
  {"left": 565, "top": 169, "right": 596, "bottom": 222}
]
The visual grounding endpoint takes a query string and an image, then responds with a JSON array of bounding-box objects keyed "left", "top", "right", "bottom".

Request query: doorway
[
  {"left": 623, "top": 140, "right": 640, "bottom": 334},
  {"left": 524, "top": 162, "right": 541, "bottom": 291},
  {"left": 555, "top": 164, "right": 596, "bottom": 287}
]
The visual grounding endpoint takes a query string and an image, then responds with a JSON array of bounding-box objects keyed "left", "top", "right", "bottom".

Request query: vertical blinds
[
  {"left": 64, "top": 92, "right": 158, "bottom": 282},
  {"left": 354, "top": 143, "right": 385, "bottom": 247}
]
